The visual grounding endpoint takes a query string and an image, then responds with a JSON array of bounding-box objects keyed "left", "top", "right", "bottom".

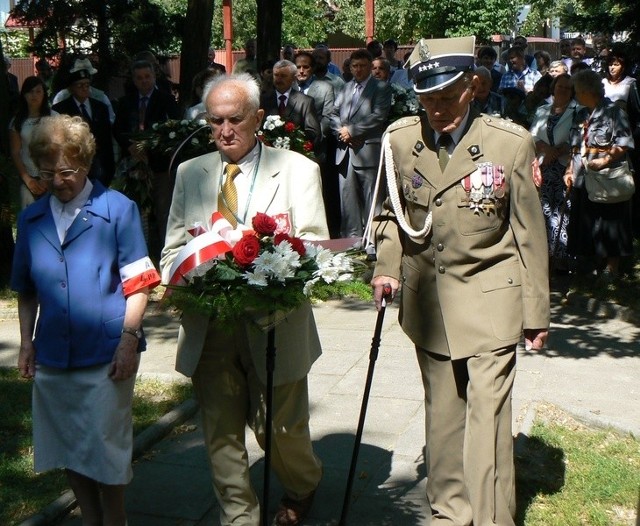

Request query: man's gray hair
[
  {"left": 474, "top": 66, "right": 492, "bottom": 82},
  {"left": 273, "top": 60, "right": 298, "bottom": 77},
  {"left": 202, "top": 73, "right": 261, "bottom": 113}
]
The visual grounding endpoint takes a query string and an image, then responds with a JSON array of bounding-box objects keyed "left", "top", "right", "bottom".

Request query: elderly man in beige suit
[
  {"left": 161, "top": 74, "right": 328, "bottom": 526},
  {"left": 371, "top": 38, "right": 550, "bottom": 525}
]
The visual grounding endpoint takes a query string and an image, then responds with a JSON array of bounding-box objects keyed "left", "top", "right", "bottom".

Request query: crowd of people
[{"left": 3, "top": 31, "right": 638, "bottom": 526}]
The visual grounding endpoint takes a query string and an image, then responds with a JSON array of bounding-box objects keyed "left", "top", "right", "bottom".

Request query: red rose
[
  {"left": 232, "top": 234, "right": 261, "bottom": 267},
  {"left": 284, "top": 122, "right": 296, "bottom": 133},
  {"left": 303, "top": 141, "right": 314, "bottom": 152},
  {"left": 252, "top": 212, "right": 277, "bottom": 236},
  {"left": 275, "top": 233, "right": 306, "bottom": 256}
]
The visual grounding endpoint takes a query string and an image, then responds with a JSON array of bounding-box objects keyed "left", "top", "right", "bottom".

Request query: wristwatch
[{"left": 121, "top": 326, "right": 143, "bottom": 339}]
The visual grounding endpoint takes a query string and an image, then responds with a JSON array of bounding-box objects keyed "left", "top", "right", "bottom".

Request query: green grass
[
  {"left": 0, "top": 368, "right": 193, "bottom": 525},
  {"left": 516, "top": 404, "right": 640, "bottom": 525}
]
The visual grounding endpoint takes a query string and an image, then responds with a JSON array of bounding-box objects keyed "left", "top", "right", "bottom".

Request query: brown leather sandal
[{"left": 272, "top": 491, "right": 315, "bottom": 526}]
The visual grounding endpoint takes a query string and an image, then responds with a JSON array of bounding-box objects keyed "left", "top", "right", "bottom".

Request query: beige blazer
[
  {"left": 374, "top": 112, "right": 550, "bottom": 359},
  {"left": 160, "top": 144, "right": 329, "bottom": 383}
]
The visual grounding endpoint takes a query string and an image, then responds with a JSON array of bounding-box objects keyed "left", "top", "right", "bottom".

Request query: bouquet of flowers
[
  {"left": 258, "top": 115, "right": 315, "bottom": 159},
  {"left": 131, "top": 118, "right": 213, "bottom": 161},
  {"left": 387, "top": 83, "right": 422, "bottom": 125},
  {"left": 164, "top": 212, "right": 354, "bottom": 326},
  {"left": 112, "top": 119, "right": 214, "bottom": 210}
]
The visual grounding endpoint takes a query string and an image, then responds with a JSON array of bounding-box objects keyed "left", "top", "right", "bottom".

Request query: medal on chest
[{"left": 461, "top": 162, "right": 506, "bottom": 215}]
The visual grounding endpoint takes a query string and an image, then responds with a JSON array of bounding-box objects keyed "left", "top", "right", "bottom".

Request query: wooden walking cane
[{"left": 339, "top": 284, "right": 392, "bottom": 526}]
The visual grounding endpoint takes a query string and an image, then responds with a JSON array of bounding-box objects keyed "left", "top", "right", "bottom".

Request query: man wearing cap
[
  {"left": 53, "top": 68, "right": 115, "bottom": 186},
  {"left": 330, "top": 48, "right": 392, "bottom": 241},
  {"left": 52, "top": 58, "right": 115, "bottom": 124},
  {"left": 371, "top": 36, "right": 550, "bottom": 525}
]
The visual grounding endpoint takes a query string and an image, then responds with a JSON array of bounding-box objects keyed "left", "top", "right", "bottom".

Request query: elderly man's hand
[
  {"left": 371, "top": 275, "right": 400, "bottom": 312},
  {"left": 524, "top": 328, "right": 548, "bottom": 351},
  {"left": 109, "top": 335, "right": 139, "bottom": 381}
]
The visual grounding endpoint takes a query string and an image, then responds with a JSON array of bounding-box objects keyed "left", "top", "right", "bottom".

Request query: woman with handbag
[
  {"left": 530, "top": 73, "right": 579, "bottom": 271},
  {"left": 563, "top": 69, "right": 635, "bottom": 280}
]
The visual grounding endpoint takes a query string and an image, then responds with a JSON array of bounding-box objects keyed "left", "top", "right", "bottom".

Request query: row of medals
[{"left": 461, "top": 163, "right": 505, "bottom": 214}]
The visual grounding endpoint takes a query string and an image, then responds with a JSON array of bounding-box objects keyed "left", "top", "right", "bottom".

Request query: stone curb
[
  {"left": 17, "top": 397, "right": 199, "bottom": 526},
  {"left": 563, "top": 291, "right": 640, "bottom": 325}
]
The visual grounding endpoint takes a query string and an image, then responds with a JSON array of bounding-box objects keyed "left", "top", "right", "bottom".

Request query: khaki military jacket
[{"left": 374, "top": 111, "right": 550, "bottom": 358}]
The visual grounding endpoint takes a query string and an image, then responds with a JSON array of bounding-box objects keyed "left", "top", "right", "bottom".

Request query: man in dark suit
[
  {"left": 53, "top": 68, "right": 115, "bottom": 186},
  {"left": 260, "top": 59, "right": 320, "bottom": 146},
  {"left": 295, "top": 51, "right": 341, "bottom": 237},
  {"left": 372, "top": 37, "right": 550, "bottom": 526},
  {"left": 113, "top": 59, "right": 181, "bottom": 259},
  {"left": 330, "top": 48, "right": 392, "bottom": 240}
]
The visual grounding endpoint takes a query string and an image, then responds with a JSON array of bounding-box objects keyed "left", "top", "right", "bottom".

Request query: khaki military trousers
[
  {"left": 416, "top": 346, "right": 517, "bottom": 526},
  {"left": 192, "top": 324, "right": 322, "bottom": 526}
]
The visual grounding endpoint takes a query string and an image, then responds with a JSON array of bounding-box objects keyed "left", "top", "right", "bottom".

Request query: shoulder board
[
  {"left": 481, "top": 115, "right": 530, "bottom": 137},
  {"left": 386, "top": 115, "right": 421, "bottom": 133}
]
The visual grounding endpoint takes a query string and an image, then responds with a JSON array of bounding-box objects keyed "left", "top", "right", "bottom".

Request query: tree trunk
[
  {"left": 179, "top": 0, "right": 215, "bottom": 112},
  {"left": 94, "top": 0, "right": 112, "bottom": 91},
  {"left": 257, "top": 0, "right": 282, "bottom": 66}
]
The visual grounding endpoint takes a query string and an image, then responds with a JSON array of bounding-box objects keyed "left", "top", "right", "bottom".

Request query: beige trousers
[
  {"left": 416, "top": 346, "right": 517, "bottom": 526},
  {"left": 192, "top": 324, "right": 322, "bottom": 526}
]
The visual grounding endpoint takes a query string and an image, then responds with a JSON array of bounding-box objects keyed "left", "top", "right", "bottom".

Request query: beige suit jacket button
[
  {"left": 438, "top": 265, "right": 445, "bottom": 274},
  {"left": 436, "top": 243, "right": 444, "bottom": 251},
  {"left": 435, "top": 198, "right": 443, "bottom": 206}
]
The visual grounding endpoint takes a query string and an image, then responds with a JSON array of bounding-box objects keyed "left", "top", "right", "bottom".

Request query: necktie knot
[{"left": 225, "top": 163, "right": 241, "bottom": 179}]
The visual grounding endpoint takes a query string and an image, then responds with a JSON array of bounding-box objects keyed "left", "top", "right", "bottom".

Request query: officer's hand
[
  {"left": 371, "top": 276, "right": 400, "bottom": 312},
  {"left": 524, "top": 328, "right": 548, "bottom": 351}
]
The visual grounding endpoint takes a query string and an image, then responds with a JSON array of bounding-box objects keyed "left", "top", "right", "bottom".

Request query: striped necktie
[{"left": 218, "top": 163, "right": 241, "bottom": 227}]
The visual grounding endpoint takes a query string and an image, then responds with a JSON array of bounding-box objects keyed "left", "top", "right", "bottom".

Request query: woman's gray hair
[
  {"left": 273, "top": 59, "right": 298, "bottom": 78},
  {"left": 202, "top": 73, "right": 261, "bottom": 113},
  {"left": 572, "top": 69, "right": 605, "bottom": 98},
  {"left": 29, "top": 114, "right": 96, "bottom": 168}
]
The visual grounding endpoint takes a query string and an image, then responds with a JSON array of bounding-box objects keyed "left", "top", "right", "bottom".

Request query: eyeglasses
[{"left": 39, "top": 167, "right": 82, "bottom": 181}]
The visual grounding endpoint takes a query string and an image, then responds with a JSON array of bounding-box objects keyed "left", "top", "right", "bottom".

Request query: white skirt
[{"left": 32, "top": 362, "right": 136, "bottom": 485}]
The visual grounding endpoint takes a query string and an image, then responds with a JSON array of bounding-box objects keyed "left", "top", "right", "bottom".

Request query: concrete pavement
[{"left": 1, "top": 286, "right": 639, "bottom": 525}]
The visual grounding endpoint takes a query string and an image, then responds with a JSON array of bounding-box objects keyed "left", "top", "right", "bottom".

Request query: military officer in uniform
[{"left": 371, "top": 37, "right": 550, "bottom": 525}]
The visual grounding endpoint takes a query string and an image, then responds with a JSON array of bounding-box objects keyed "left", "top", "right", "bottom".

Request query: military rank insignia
[{"left": 461, "top": 162, "right": 506, "bottom": 214}]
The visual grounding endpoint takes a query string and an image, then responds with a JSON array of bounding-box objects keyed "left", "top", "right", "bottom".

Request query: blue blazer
[{"left": 11, "top": 182, "right": 151, "bottom": 368}]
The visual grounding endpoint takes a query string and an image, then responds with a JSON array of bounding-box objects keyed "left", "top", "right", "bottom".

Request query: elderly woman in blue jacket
[{"left": 11, "top": 114, "right": 160, "bottom": 526}]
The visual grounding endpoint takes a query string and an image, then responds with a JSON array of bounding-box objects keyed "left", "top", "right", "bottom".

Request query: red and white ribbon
[{"left": 168, "top": 212, "right": 252, "bottom": 286}]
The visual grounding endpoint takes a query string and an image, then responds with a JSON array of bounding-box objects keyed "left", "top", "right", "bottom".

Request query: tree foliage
[
  {"left": 562, "top": 0, "right": 639, "bottom": 43},
  {"left": 11, "top": 0, "right": 183, "bottom": 60}
]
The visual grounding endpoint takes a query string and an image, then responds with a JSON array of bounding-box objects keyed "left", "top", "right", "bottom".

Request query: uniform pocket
[
  {"left": 479, "top": 263, "right": 523, "bottom": 341},
  {"left": 456, "top": 185, "right": 502, "bottom": 236}
]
